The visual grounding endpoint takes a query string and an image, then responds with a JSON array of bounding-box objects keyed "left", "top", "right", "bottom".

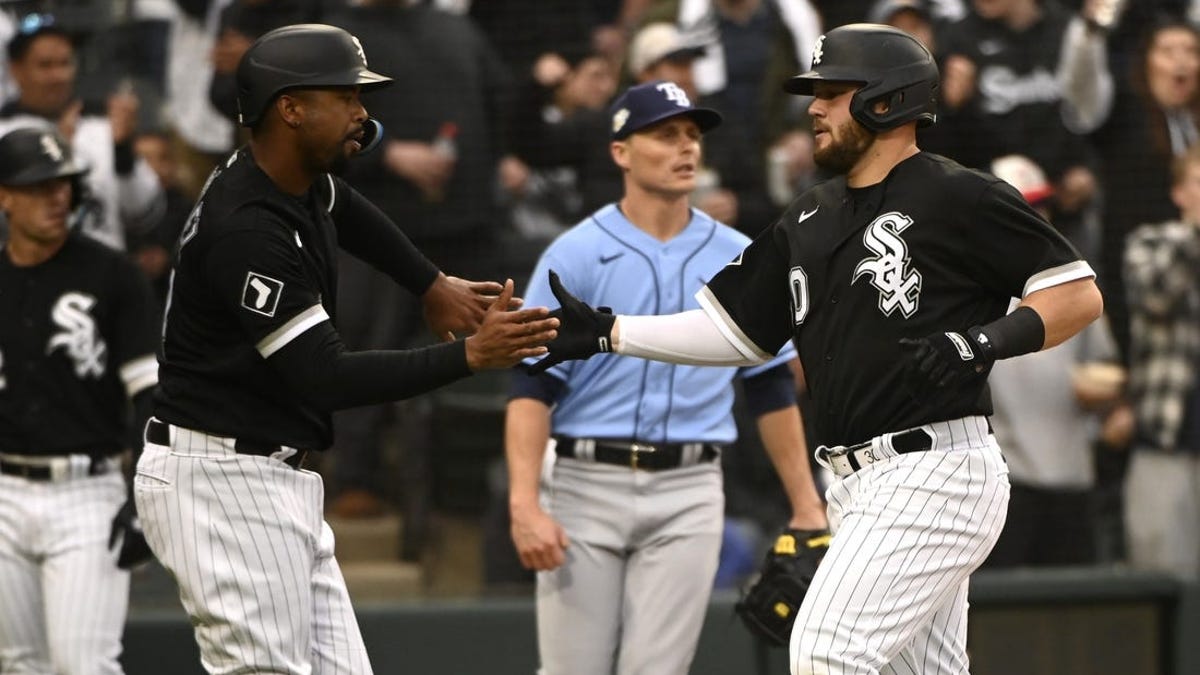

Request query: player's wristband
[{"left": 971, "top": 306, "right": 1045, "bottom": 360}]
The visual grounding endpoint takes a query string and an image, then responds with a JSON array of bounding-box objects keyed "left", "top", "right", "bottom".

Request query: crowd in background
[{"left": 3, "top": 0, "right": 1199, "bottom": 590}]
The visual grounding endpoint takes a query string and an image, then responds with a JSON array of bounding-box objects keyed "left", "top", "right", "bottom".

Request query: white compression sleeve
[{"left": 615, "top": 309, "right": 767, "bottom": 366}]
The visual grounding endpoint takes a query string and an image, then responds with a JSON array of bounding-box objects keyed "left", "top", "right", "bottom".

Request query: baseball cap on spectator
[
  {"left": 867, "top": 0, "right": 931, "bottom": 25},
  {"left": 7, "top": 13, "right": 71, "bottom": 62},
  {"left": 609, "top": 80, "right": 722, "bottom": 140},
  {"left": 627, "top": 23, "right": 707, "bottom": 76},
  {"left": 991, "top": 154, "right": 1055, "bottom": 206}
]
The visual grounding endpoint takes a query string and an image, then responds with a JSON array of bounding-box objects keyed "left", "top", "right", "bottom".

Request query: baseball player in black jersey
[
  {"left": 535, "top": 24, "right": 1104, "bottom": 675},
  {"left": 0, "top": 126, "right": 157, "bottom": 674},
  {"left": 134, "top": 24, "right": 558, "bottom": 674}
]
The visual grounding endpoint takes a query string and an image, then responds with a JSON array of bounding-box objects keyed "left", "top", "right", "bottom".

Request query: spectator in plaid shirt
[{"left": 1122, "top": 143, "right": 1200, "bottom": 581}]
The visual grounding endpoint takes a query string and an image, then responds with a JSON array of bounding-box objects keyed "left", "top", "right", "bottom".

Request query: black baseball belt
[
  {"left": 145, "top": 419, "right": 308, "bottom": 470},
  {"left": 816, "top": 427, "right": 935, "bottom": 477},
  {"left": 553, "top": 436, "right": 722, "bottom": 471},
  {"left": 0, "top": 453, "right": 118, "bottom": 482}
]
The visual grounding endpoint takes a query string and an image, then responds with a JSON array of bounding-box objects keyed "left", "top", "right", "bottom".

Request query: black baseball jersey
[
  {"left": 698, "top": 152, "right": 1094, "bottom": 447},
  {"left": 0, "top": 233, "right": 158, "bottom": 456},
  {"left": 155, "top": 148, "right": 439, "bottom": 451}
]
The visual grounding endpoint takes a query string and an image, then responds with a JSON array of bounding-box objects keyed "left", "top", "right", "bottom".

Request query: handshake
[{"left": 462, "top": 271, "right": 615, "bottom": 373}]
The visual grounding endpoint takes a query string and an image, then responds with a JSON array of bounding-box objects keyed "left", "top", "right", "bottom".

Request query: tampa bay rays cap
[{"left": 609, "top": 80, "right": 722, "bottom": 140}]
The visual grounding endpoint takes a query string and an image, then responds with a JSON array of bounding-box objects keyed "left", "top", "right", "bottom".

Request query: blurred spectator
[
  {"left": 939, "top": 0, "right": 1113, "bottom": 221},
  {"left": 1094, "top": 18, "right": 1200, "bottom": 362},
  {"left": 468, "top": 0, "right": 599, "bottom": 80},
  {"left": 981, "top": 154, "right": 1128, "bottom": 569},
  {"left": 207, "top": 0, "right": 332, "bottom": 143},
  {"left": 1121, "top": 144, "right": 1200, "bottom": 582},
  {"left": 505, "top": 48, "right": 618, "bottom": 240},
  {"left": 127, "top": 129, "right": 194, "bottom": 314},
  {"left": 629, "top": 20, "right": 779, "bottom": 233},
  {"left": 323, "top": 0, "right": 514, "bottom": 528},
  {"left": 0, "top": 15, "right": 163, "bottom": 251}
]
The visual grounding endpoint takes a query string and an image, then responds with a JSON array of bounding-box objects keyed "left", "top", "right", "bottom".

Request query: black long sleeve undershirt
[
  {"left": 270, "top": 321, "right": 472, "bottom": 411},
  {"left": 330, "top": 180, "right": 440, "bottom": 295}
]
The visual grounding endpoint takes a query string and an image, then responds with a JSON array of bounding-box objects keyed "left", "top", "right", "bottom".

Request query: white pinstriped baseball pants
[
  {"left": 134, "top": 423, "right": 371, "bottom": 675},
  {"left": 0, "top": 470, "right": 129, "bottom": 675},
  {"left": 792, "top": 416, "right": 1010, "bottom": 675}
]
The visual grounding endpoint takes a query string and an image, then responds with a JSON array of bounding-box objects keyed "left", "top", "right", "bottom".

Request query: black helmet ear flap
[{"left": 359, "top": 118, "right": 384, "bottom": 154}]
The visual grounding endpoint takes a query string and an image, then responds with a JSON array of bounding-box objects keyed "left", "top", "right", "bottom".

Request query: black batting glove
[
  {"left": 898, "top": 326, "right": 996, "bottom": 393},
  {"left": 109, "top": 498, "right": 154, "bottom": 570},
  {"left": 526, "top": 270, "right": 616, "bottom": 375}
]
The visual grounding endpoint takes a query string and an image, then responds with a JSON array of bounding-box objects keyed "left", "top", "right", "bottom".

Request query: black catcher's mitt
[{"left": 735, "top": 528, "right": 831, "bottom": 646}]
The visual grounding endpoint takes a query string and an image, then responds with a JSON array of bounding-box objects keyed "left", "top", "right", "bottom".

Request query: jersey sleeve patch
[{"left": 241, "top": 272, "right": 285, "bottom": 317}]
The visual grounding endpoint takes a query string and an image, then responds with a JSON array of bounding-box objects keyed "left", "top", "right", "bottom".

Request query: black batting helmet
[
  {"left": 235, "top": 23, "right": 393, "bottom": 127},
  {"left": 784, "top": 23, "right": 938, "bottom": 133},
  {"left": 0, "top": 126, "right": 88, "bottom": 186}
]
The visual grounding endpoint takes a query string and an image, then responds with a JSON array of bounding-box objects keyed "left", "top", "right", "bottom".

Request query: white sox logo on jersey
[
  {"left": 852, "top": 211, "right": 922, "bottom": 318},
  {"left": 46, "top": 292, "right": 108, "bottom": 378},
  {"left": 242, "top": 271, "right": 284, "bottom": 317}
]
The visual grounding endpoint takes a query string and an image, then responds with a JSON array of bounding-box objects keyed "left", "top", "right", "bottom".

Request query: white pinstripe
[
  {"left": 0, "top": 470, "right": 129, "bottom": 674},
  {"left": 792, "top": 417, "right": 1010, "bottom": 675},
  {"left": 134, "top": 422, "right": 371, "bottom": 675}
]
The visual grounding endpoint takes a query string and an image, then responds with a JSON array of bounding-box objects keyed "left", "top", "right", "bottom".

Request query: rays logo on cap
[
  {"left": 656, "top": 82, "right": 690, "bottom": 107},
  {"left": 812, "top": 35, "right": 825, "bottom": 66},
  {"left": 612, "top": 108, "right": 630, "bottom": 134},
  {"left": 39, "top": 133, "right": 63, "bottom": 162}
]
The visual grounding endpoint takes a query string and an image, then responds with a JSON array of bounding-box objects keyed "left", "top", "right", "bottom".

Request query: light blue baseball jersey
[{"left": 523, "top": 204, "right": 797, "bottom": 443}]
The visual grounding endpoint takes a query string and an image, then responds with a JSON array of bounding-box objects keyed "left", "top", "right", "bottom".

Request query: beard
[{"left": 813, "top": 118, "right": 874, "bottom": 174}]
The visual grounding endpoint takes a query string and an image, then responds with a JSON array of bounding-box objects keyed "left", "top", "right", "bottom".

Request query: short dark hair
[{"left": 7, "top": 14, "right": 73, "bottom": 62}]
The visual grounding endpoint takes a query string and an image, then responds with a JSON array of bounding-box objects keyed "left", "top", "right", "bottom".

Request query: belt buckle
[{"left": 629, "top": 443, "right": 656, "bottom": 470}]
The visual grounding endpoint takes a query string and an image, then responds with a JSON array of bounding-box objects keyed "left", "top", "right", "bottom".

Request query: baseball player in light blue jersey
[{"left": 505, "top": 81, "right": 828, "bottom": 675}]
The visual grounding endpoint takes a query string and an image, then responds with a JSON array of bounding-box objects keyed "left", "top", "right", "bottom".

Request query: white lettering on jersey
[
  {"left": 46, "top": 292, "right": 108, "bottom": 378},
  {"left": 977, "top": 66, "right": 1060, "bottom": 115},
  {"left": 852, "top": 211, "right": 923, "bottom": 318},
  {"left": 241, "top": 272, "right": 284, "bottom": 317},
  {"left": 789, "top": 266, "right": 810, "bottom": 324},
  {"left": 656, "top": 82, "right": 691, "bottom": 107}
]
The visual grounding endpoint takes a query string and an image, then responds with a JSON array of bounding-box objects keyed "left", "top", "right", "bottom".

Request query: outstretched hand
[
  {"left": 463, "top": 279, "right": 558, "bottom": 371},
  {"left": 109, "top": 498, "right": 154, "bottom": 570},
  {"left": 423, "top": 273, "right": 524, "bottom": 342},
  {"left": 526, "top": 270, "right": 616, "bottom": 375}
]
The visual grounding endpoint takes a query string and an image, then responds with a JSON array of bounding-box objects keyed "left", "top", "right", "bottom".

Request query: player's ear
[
  {"left": 611, "top": 140, "right": 631, "bottom": 171},
  {"left": 0, "top": 186, "right": 13, "bottom": 213},
  {"left": 276, "top": 92, "right": 304, "bottom": 129}
]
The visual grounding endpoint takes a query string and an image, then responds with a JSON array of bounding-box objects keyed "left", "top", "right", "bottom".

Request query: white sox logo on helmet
[
  {"left": 812, "top": 35, "right": 825, "bottom": 66},
  {"left": 852, "top": 211, "right": 922, "bottom": 318},
  {"left": 46, "top": 292, "right": 108, "bottom": 378}
]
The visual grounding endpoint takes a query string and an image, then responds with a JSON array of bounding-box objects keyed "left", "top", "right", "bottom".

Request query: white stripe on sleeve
[
  {"left": 1023, "top": 260, "right": 1095, "bottom": 297},
  {"left": 119, "top": 354, "right": 158, "bottom": 397},
  {"left": 256, "top": 304, "right": 330, "bottom": 358}
]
